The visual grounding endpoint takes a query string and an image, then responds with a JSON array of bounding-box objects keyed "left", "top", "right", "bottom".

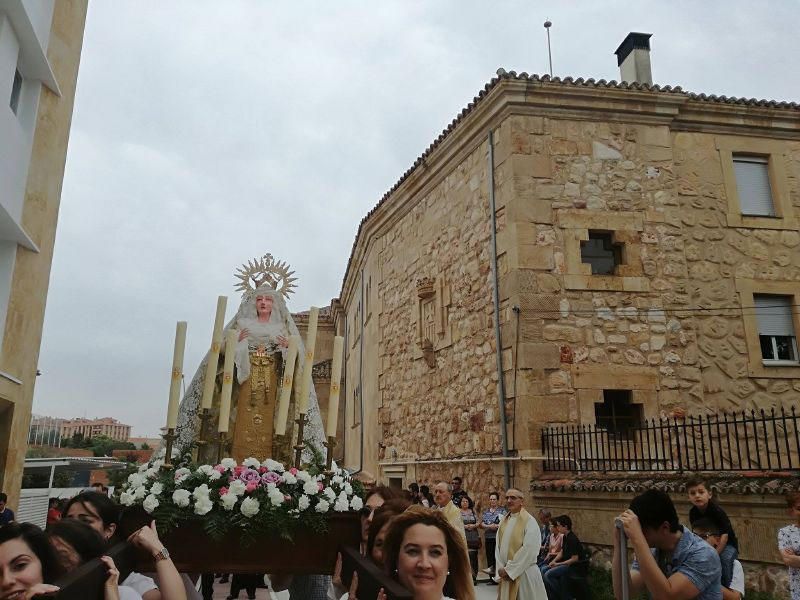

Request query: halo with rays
[{"left": 234, "top": 254, "right": 298, "bottom": 298}]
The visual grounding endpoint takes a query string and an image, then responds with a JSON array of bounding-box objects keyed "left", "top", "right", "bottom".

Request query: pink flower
[
  {"left": 214, "top": 465, "right": 225, "bottom": 473},
  {"left": 246, "top": 481, "right": 259, "bottom": 493},
  {"left": 261, "top": 471, "right": 281, "bottom": 485},
  {"left": 259, "top": 467, "right": 267, "bottom": 473},
  {"left": 289, "top": 467, "right": 298, "bottom": 475},
  {"left": 234, "top": 466, "right": 245, "bottom": 476},
  {"left": 219, "top": 487, "right": 229, "bottom": 496},
  {"left": 317, "top": 482, "right": 324, "bottom": 492}
]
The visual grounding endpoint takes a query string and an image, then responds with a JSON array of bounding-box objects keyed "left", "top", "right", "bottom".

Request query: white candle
[
  {"left": 297, "top": 307, "right": 319, "bottom": 414},
  {"left": 166, "top": 321, "right": 187, "bottom": 430},
  {"left": 218, "top": 328, "right": 238, "bottom": 433},
  {"left": 326, "top": 335, "right": 344, "bottom": 438},
  {"left": 274, "top": 336, "right": 300, "bottom": 436},
  {"left": 201, "top": 296, "right": 227, "bottom": 410}
]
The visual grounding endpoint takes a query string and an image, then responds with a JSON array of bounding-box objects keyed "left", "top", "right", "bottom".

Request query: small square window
[
  {"left": 755, "top": 294, "right": 798, "bottom": 363},
  {"left": 595, "top": 390, "right": 642, "bottom": 438},
  {"left": 581, "top": 231, "right": 623, "bottom": 275},
  {"left": 733, "top": 155, "right": 775, "bottom": 216},
  {"left": 9, "top": 69, "right": 22, "bottom": 115}
]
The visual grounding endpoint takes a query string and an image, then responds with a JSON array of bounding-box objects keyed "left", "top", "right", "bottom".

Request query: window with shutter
[
  {"left": 754, "top": 294, "right": 798, "bottom": 362},
  {"left": 733, "top": 155, "right": 775, "bottom": 216}
]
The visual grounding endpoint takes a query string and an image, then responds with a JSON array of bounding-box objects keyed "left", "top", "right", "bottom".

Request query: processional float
[{"left": 118, "top": 255, "right": 359, "bottom": 574}]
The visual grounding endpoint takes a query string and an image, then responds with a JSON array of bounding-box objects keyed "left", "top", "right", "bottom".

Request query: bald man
[
  {"left": 433, "top": 481, "right": 466, "bottom": 540},
  {"left": 495, "top": 488, "right": 547, "bottom": 599}
]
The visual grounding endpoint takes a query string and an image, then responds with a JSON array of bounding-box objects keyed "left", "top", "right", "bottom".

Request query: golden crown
[{"left": 234, "top": 254, "right": 298, "bottom": 298}]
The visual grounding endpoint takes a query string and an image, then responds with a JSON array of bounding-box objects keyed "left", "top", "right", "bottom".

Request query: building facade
[
  {"left": 334, "top": 37, "right": 799, "bottom": 592},
  {"left": 59, "top": 417, "right": 132, "bottom": 443},
  {"left": 0, "top": 0, "right": 88, "bottom": 506}
]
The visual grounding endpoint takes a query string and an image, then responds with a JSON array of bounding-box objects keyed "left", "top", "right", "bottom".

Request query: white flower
[
  {"left": 228, "top": 480, "right": 247, "bottom": 496},
  {"left": 334, "top": 495, "right": 349, "bottom": 512},
  {"left": 261, "top": 459, "right": 285, "bottom": 472},
  {"left": 243, "top": 457, "right": 261, "bottom": 469},
  {"left": 350, "top": 496, "right": 363, "bottom": 511},
  {"left": 240, "top": 497, "right": 260, "bottom": 518},
  {"left": 344, "top": 483, "right": 353, "bottom": 496},
  {"left": 315, "top": 499, "right": 330, "bottom": 513},
  {"left": 152, "top": 459, "right": 165, "bottom": 469},
  {"left": 332, "top": 475, "right": 344, "bottom": 486},
  {"left": 268, "top": 487, "right": 285, "bottom": 507},
  {"left": 220, "top": 458, "right": 237, "bottom": 470},
  {"left": 194, "top": 495, "right": 214, "bottom": 515},
  {"left": 120, "top": 492, "right": 135, "bottom": 506},
  {"left": 220, "top": 492, "right": 238, "bottom": 511},
  {"left": 282, "top": 472, "right": 297, "bottom": 485},
  {"left": 298, "top": 495, "right": 310, "bottom": 511},
  {"left": 172, "top": 489, "right": 191, "bottom": 507},
  {"left": 138, "top": 463, "right": 149, "bottom": 473},
  {"left": 323, "top": 487, "right": 336, "bottom": 501},
  {"left": 192, "top": 484, "right": 210, "bottom": 500},
  {"left": 127, "top": 473, "right": 146, "bottom": 488},
  {"left": 296, "top": 470, "right": 311, "bottom": 483},
  {"left": 174, "top": 467, "right": 191, "bottom": 484},
  {"left": 149, "top": 482, "right": 164, "bottom": 496},
  {"left": 196, "top": 464, "right": 215, "bottom": 476},
  {"left": 133, "top": 486, "right": 147, "bottom": 500},
  {"left": 145, "top": 467, "right": 158, "bottom": 479},
  {"left": 143, "top": 494, "right": 160, "bottom": 514},
  {"left": 303, "top": 480, "right": 319, "bottom": 495},
  {"left": 208, "top": 470, "right": 221, "bottom": 481}
]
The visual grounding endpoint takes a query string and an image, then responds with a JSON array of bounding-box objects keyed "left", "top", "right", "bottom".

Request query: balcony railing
[{"left": 542, "top": 406, "right": 800, "bottom": 473}]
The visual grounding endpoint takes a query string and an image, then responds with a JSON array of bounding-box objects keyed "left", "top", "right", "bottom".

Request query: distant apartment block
[{"left": 60, "top": 417, "right": 132, "bottom": 442}]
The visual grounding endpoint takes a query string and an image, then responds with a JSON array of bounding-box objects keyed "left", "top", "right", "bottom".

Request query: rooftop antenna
[{"left": 543, "top": 19, "right": 553, "bottom": 76}]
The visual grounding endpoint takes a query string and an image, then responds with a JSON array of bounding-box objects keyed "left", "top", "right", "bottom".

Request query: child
[
  {"left": 687, "top": 476, "right": 739, "bottom": 588},
  {"left": 692, "top": 518, "right": 745, "bottom": 600},
  {"left": 778, "top": 491, "right": 800, "bottom": 600}
]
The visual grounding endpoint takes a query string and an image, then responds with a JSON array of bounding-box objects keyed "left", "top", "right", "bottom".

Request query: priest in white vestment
[{"left": 495, "top": 488, "right": 548, "bottom": 600}]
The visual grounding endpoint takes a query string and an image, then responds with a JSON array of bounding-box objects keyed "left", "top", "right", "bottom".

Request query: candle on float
[
  {"left": 218, "top": 328, "right": 238, "bottom": 433},
  {"left": 297, "top": 307, "right": 319, "bottom": 414},
  {"left": 274, "top": 336, "right": 300, "bottom": 436},
  {"left": 166, "top": 321, "right": 187, "bottom": 430},
  {"left": 201, "top": 296, "right": 227, "bottom": 410},
  {"left": 326, "top": 335, "right": 344, "bottom": 438}
]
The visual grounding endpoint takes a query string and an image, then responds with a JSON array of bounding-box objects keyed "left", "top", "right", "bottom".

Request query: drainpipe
[
  {"left": 488, "top": 130, "right": 511, "bottom": 490},
  {"left": 351, "top": 269, "right": 366, "bottom": 476}
]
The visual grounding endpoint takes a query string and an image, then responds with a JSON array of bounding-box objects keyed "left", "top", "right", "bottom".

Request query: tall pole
[{"left": 544, "top": 20, "right": 553, "bottom": 76}]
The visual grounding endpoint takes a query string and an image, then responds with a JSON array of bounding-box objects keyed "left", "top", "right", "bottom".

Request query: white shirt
[
  {"left": 729, "top": 560, "right": 744, "bottom": 597},
  {"left": 119, "top": 586, "right": 144, "bottom": 600},
  {"left": 121, "top": 571, "right": 158, "bottom": 596}
]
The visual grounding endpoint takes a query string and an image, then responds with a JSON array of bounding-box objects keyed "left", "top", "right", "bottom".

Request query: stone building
[
  {"left": 0, "top": 0, "right": 88, "bottom": 507},
  {"left": 59, "top": 417, "right": 132, "bottom": 442},
  {"left": 333, "top": 33, "right": 799, "bottom": 594}
]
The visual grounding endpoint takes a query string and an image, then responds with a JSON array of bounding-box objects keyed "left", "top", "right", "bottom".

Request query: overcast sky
[{"left": 32, "top": 1, "right": 800, "bottom": 436}]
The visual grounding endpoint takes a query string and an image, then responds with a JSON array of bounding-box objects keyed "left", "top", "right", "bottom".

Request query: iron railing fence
[{"left": 542, "top": 406, "right": 800, "bottom": 473}]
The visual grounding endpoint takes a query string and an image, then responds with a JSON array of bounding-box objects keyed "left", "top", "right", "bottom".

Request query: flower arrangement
[{"left": 119, "top": 456, "right": 365, "bottom": 545}]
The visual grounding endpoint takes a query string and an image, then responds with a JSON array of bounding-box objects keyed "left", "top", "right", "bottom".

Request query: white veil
[{"left": 173, "top": 285, "right": 326, "bottom": 462}]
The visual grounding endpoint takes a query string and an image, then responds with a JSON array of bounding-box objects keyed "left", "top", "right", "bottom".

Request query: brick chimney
[{"left": 614, "top": 32, "right": 653, "bottom": 85}]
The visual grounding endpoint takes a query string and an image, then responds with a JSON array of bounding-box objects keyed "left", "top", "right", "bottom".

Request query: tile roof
[
  {"left": 530, "top": 473, "right": 800, "bottom": 496},
  {"left": 339, "top": 69, "right": 800, "bottom": 298}
]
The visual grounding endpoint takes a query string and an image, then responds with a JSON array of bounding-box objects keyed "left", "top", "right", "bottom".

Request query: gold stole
[{"left": 497, "top": 508, "right": 531, "bottom": 600}]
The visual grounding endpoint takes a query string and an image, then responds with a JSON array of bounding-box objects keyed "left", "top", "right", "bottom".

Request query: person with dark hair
[
  {"left": 48, "top": 518, "right": 142, "bottom": 599},
  {"left": 419, "top": 485, "right": 433, "bottom": 508},
  {"left": 360, "top": 485, "right": 397, "bottom": 552},
  {"left": 687, "top": 477, "right": 739, "bottom": 588},
  {"left": 542, "top": 515, "right": 582, "bottom": 599},
  {"left": 459, "top": 496, "right": 480, "bottom": 583},
  {"left": 479, "top": 491, "right": 506, "bottom": 583},
  {"left": 0, "top": 493, "right": 15, "bottom": 525},
  {"left": 0, "top": 521, "right": 62, "bottom": 597},
  {"left": 47, "top": 498, "right": 62, "bottom": 527},
  {"left": 380, "top": 505, "right": 475, "bottom": 600},
  {"left": 63, "top": 491, "right": 187, "bottom": 600},
  {"left": 451, "top": 476, "right": 468, "bottom": 508},
  {"left": 691, "top": 519, "right": 745, "bottom": 600},
  {"left": 613, "top": 489, "right": 722, "bottom": 600},
  {"left": 778, "top": 491, "right": 800, "bottom": 600},
  {"left": 409, "top": 482, "right": 422, "bottom": 505}
]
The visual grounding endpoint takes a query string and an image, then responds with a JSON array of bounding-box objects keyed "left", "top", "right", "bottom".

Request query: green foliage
[{"left": 87, "top": 435, "right": 136, "bottom": 457}]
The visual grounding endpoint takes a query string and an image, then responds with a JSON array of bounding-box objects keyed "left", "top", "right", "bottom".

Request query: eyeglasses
[
  {"left": 693, "top": 531, "right": 720, "bottom": 539},
  {"left": 360, "top": 506, "right": 380, "bottom": 518}
]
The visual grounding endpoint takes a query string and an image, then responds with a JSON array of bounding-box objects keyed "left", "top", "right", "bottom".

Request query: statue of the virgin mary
[{"left": 173, "top": 255, "right": 325, "bottom": 464}]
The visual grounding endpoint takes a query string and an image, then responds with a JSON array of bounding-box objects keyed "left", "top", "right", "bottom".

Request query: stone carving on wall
[{"left": 414, "top": 275, "right": 452, "bottom": 368}]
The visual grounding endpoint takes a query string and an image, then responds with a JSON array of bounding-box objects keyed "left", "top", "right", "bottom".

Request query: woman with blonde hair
[{"left": 379, "top": 506, "right": 474, "bottom": 600}]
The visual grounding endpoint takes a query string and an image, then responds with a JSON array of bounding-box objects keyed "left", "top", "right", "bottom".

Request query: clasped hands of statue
[{"left": 238, "top": 328, "right": 290, "bottom": 348}]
